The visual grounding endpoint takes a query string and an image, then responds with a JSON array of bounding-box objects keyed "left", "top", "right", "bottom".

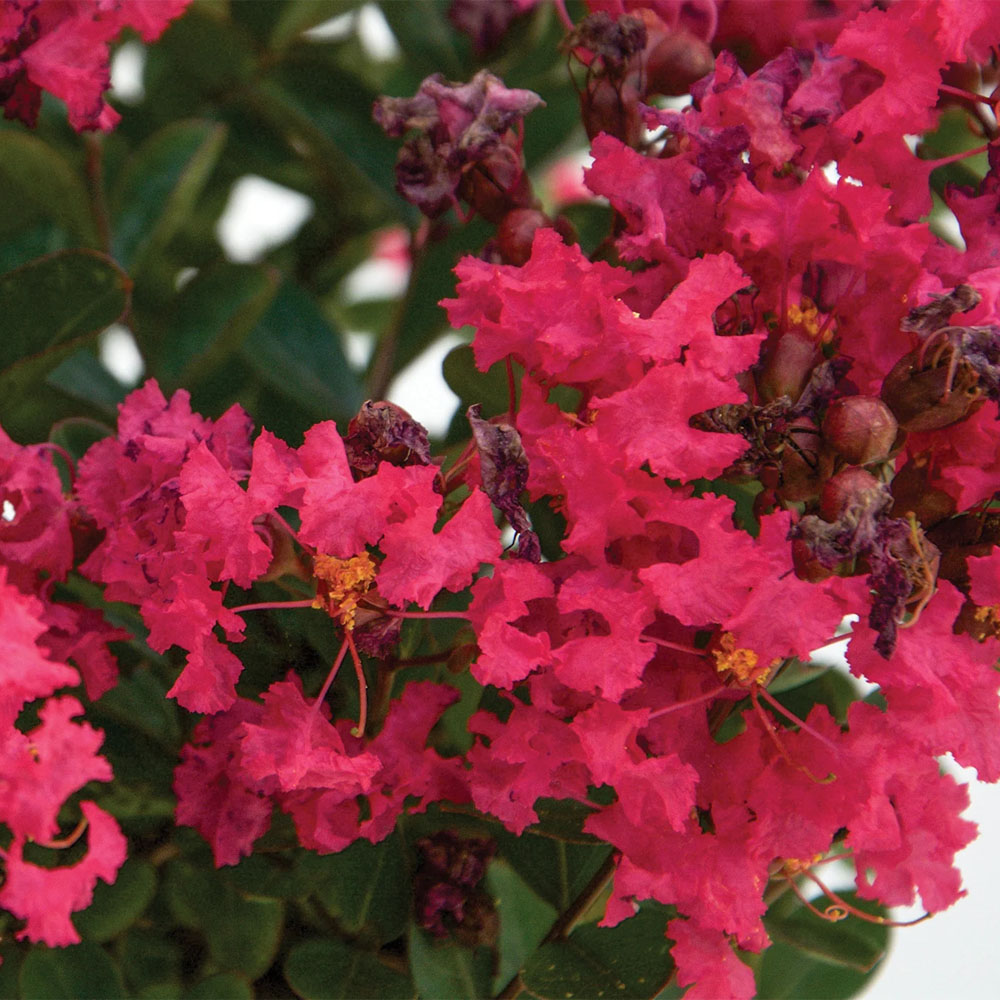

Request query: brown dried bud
[
  {"left": 880, "top": 349, "right": 983, "bottom": 432},
  {"left": 822, "top": 395, "right": 898, "bottom": 465}
]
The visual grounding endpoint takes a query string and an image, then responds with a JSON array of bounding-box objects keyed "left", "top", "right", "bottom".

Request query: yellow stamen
[
  {"left": 713, "top": 632, "right": 768, "bottom": 686},
  {"left": 312, "top": 552, "right": 378, "bottom": 630}
]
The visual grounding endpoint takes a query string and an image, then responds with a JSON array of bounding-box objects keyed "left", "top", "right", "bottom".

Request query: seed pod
[
  {"left": 819, "top": 467, "right": 885, "bottom": 523},
  {"left": 823, "top": 395, "right": 898, "bottom": 465},
  {"left": 880, "top": 349, "right": 983, "bottom": 431}
]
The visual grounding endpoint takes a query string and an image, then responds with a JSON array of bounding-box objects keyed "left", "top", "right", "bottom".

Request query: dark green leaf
[
  {"left": 0, "top": 251, "right": 130, "bottom": 433},
  {"left": 522, "top": 906, "right": 675, "bottom": 1000},
  {"left": 19, "top": 943, "right": 125, "bottom": 1000},
  {"left": 285, "top": 937, "right": 416, "bottom": 1000},
  {"left": 494, "top": 832, "right": 611, "bottom": 913},
  {"left": 202, "top": 887, "right": 284, "bottom": 978},
  {"left": 0, "top": 132, "right": 98, "bottom": 245},
  {"left": 408, "top": 924, "right": 494, "bottom": 1000},
  {"left": 186, "top": 973, "right": 254, "bottom": 1000},
  {"left": 46, "top": 347, "right": 129, "bottom": 414},
  {"left": 312, "top": 833, "right": 409, "bottom": 946},
  {"left": 73, "top": 860, "right": 157, "bottom": 943},
  {"left": 525, "top": 798, "right": 605, "bottom": 844},
  {"left": 111, "top": 120, "right": 228, "bottom": 272},
  {"left": 378, "top": 0, "right": 469, "bottom": 80},
  {"left": 486, "top": 861, "right": 556, "bottom": 994},
  {"left": 761, "top": 890, "right": 890, "bottom": 1000},
  {"left": 0, "top": 250, "right": 130, "bottom": 372},
  {"left": 242, "top": 280, "right": 364, "bottom": 423},
  {"left": 442, "top": 345, "right": 509, "bottom": 419},
  {"left": 157, "top": 262, "right": 279, "bottom": 387},
  {"left": 119, "top": 927, "right": 182, "bottom": 994},
  {"left": 270, "top": 1, "right": 360, "bottom": 49}
]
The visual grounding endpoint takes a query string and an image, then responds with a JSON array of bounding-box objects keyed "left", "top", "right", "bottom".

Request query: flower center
[{"left": 312, "top": 553, "right": 378, "bottom": 630}]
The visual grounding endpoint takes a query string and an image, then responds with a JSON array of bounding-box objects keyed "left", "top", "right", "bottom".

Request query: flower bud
[
  {"left": 645, "top": 28, "right": 714, "bottom": 96},
  {"left": 819, "top": 467, "right": 884, "bottom": 523},
  {"left": 756, "top": 330, "right": 820, "bottom": 403},
  {"left": 822, "top": 396, "right": 898, "bottom": 465},
  {"left": 496, "top": 208, "right": 550, "bottom": 265}
]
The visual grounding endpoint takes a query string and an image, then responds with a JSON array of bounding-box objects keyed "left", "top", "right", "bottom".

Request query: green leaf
[
  {"left": 241, "top": 280, "right": 364, "bottom": 423},
  {"left": 19, "top": 943, "right": 125, "bottom": 1000},
  {"left": 0, "top": 250, "right": 130, "bottom": 432},
  {"left": 202, "top": 889, "right": 284, "bottom": 979},
  {"left": 486, "top": 861, "right": 556, "bottom": 995},
  {"left": 0, "top": 250, "right": 130, "bottom": 372},
  {"left": 119, "top": 927, "right": 182, "bottom": 994},
  {"left": 45, "top": 347, "right": 129, "bottom": 414},
  {"left": 157, "top": 262, "right": 280, "bottom": 387},
  {"left": 185, "top": 973, "right": 254, "bottom": 1000},
  {"left": 312, "top": 833, "right": 409, "bottom": 946},
  {"left": 759, "top": 890, "right": 891, "bottom": 999},
  {"left": 442, "top": 345, "right": 509, "bottom": 419},
  {"left": 111, "top": 120, "right": 228, "bottom": 272},
  {"left": 166, "top": 855, "right": 283, "bottom": 977},
  {"left": 378, "top": 0, "right": 469, "bottom": 80},
  {"left": 0, "top": 132, "right": 98, "bottom": 245},
  {"left": 284, "top": 937, "right": 415, "bottom": 1000},
  {"left": 269, "top": 0, "right": 360, "bottom": 49},
  {"left": 494, "top": 832, "right": 612, "bottom": 913},
  {"left": 521, "top": 906, "right": 676, "bottom": 1000},
  {"left": 73, "top": 859, "right": 157, "bottom": 943},
  {"left": 408, "top": 925, "right": 494, "bottom": 1000}
]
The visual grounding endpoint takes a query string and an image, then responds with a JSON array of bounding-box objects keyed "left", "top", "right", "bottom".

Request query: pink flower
[{"left": 0, "top": 0, "right": 190, "bottom": 131}]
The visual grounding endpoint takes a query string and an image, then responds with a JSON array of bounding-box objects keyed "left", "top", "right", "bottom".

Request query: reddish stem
[
  {"left": 310, "top": 636, "right": 350, "bottom": 720},
  {"left": 231, "top": 599, "right": 315, "bottom": 614},
  {"left": 346, "top": 631, "right": 368, "bottom": 738}
]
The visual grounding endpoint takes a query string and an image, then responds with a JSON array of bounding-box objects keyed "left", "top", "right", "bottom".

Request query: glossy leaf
[
  {"left": 759, "top": 890, "right": 891, "bottom": 999},
  {"left": 241, "top": 280, "right": 364, "bottom": 423},
  {"left": 157, "top": 262, "right": 280, "bottom": 387},
  {"left": 111, "top": 120, "right": 228, "bottom": 272},
  {"left": 407, "top": 924, "right": 494, "bottom": 1000},
  {"left": 19, "top": 943, "right": 126, "bottom": 1000},
  {"left": 284, "top": 937, "right": 415, "bottom": 1000},
  {"left": 0, "top": 132, "right": 98, "bottom": 245},
  {"left": 486, "top": 860, "right": 556, "bottom": 994},
  {"left": 521, "top": 906, "right": 676, "bottom": 1000},
  {"left": 0, "top": 251, "right": 130, "bottom": 432},
  {"left": 493, "top": 832, "right": 612, "bottom": 914}
]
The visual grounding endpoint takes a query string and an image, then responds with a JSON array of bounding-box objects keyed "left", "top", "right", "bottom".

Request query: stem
[
  {"left": 639, "top": 635, "right": 709, "bottom": 658},
  {"left": 368, "top": 228, "right": 423, "bottom": 400},
  {"left": 309, "top": 636, "right": 350, "bottom": 720},
  {"left": 231, "top": 599, "right": 315, "bottom": 614},
  {"left": 374, "top": 606, "right": 471, "bottom": 621},
  {"left": 346, "top": 631, "right": 368, "bottom": 737},
  {"left": 938, "top": 83, "right": 996, "bottom": 107},
  {"left": 84, "top": 134, "right": 112, "bottom": 253}
]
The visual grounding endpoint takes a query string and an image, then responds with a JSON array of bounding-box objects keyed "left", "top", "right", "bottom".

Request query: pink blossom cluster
[
  {"left": 0, "top": 0, "right": 188, "bottom": 131},
  {"left": 3, "top": 2, "right": 1000, "bottom": 997}
]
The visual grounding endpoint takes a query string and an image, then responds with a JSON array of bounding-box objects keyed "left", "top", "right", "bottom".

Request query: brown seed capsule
[
  {"left": 823, "top": 395, "right": 898, "bottom": 465},
  {"left": 880, "top": 349, "right": 983, "bottom": 431}
]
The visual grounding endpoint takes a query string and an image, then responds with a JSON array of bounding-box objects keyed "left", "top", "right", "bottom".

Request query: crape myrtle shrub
[{"left": 1, "top": 1, "right": 1000, "bottom": 997}]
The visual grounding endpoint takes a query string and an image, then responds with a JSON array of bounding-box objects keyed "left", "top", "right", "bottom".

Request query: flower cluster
[
  {"left": 3, "top": 2, "right": 1000, "bottom": 997},
  {"left": 0, "top": 0, "right": 188, "bottom": 131}
]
